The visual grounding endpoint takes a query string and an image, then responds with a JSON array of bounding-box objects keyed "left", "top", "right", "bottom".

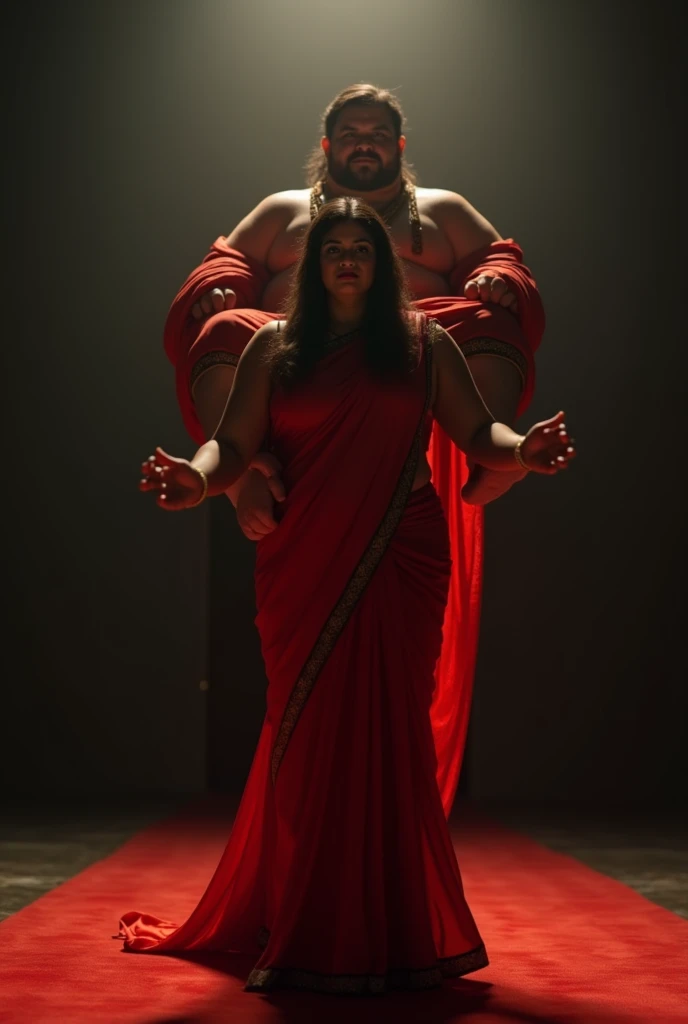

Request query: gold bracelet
[
  {"left": 514, "top": 437, "right": 529, "bottom": 471},
  {"left": 187, "top": 467, "right": 208, "bottom": 508}
]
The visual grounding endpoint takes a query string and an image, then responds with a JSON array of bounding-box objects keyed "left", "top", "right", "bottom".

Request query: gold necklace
[
  {"left": 327, "top": 324, "right": 361, "bottom": 340},
  {"left": 310, "top": 177, "right": 423, "bottom": 255},
  {"left": 323, "top": 325, "right": 362, "bottom": 353}
]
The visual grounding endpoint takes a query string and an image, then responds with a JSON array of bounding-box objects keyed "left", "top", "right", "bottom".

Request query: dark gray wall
[{"left": 2, "top": 0, "right": 684, "bottom": 803}]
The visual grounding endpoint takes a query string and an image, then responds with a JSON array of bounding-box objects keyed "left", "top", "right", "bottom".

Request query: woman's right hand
[
  {"left": 139, "top": 448, "right": 206, "bottom": 510},
  {"left": 520, "top": 412, "right": 576, "bottom": 474}
]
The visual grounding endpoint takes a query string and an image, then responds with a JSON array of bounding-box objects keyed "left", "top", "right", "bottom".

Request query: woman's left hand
[
  {"left": 520, "top": 411, "right": 576, "bottom": 474},
  {"left": 139, "top": 447, "right": 206, "bottom": 510}
]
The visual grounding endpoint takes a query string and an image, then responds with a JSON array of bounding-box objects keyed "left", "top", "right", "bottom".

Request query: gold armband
[
  {"left": 187, "top": 468, "right": 208, "bottom": 507},
  {"left": 514, "top": 437, "right": 529, "bottom": 471}
]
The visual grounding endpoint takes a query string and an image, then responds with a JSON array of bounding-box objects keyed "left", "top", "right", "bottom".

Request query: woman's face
[{"left": 319, "top": 220, "right": 376, "bottom": 300}]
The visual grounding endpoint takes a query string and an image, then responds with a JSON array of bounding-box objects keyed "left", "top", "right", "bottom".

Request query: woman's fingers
[
  {"left": 154, "top": 446, "right": 180, "bottom": 467},
  {"left": 544, "top": 447, "right": 575, "bottom": 472}
]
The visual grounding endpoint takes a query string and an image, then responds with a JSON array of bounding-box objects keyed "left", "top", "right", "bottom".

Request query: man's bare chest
[{"left": 265, "top": 199, "right": 456, "bottom": 277}]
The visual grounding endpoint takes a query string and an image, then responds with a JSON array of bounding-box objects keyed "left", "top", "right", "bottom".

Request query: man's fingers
[
  {"left": 241, "top": 526, "right": 264, "bottom": 541},
  {"left": 250, "top": 453, "right": 283, "bottom": 478},
  {"left": 252, "top": 507, "right": 278, "bottom": 530},
  {"left": 465, "top": 275, "right": 519, "bottom": 311},
  {"left": 244, "top": 521, "right": 271, "bottom": 537},
  {"left": 191, "top": 289, "right": 237, "bottom": 321},
  {"left": 265, "top": 474, "right": 286, "bottom": 502},
  {"left": 476, "top": 275, "right": 492, "bottom": 301},
  {"left": 239, "top": 514, "right": 275, "bottom": 537},
  {"left": 488, "top": 276, "right": 507, "bottom": 302}
]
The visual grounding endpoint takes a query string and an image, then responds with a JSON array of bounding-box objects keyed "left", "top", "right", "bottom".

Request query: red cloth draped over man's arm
[
  {"left": 162, "top": 238, "right": 272, "bottom": 442},
  {"left": 162, "top": 237, "right": 271, "bottom": 367},
  {"left": 427, "top": 238, "right": 546, "bottom": 818},
  {"left": 447, "top": 238, "right": 545, "bottom": 414}
]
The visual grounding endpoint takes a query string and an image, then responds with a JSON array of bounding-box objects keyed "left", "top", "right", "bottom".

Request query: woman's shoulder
[
  {"left": 240, "top": 320, "right": 287, "bottom": 368},
  {"left": 404, "top": 310, "right": 442, "bottom": 346},
  {"left": 249, "top": 319, "right": 287, "bottom": 349},
  {"left": 253, "top": 318, "right": 286, "bottom": 338}
]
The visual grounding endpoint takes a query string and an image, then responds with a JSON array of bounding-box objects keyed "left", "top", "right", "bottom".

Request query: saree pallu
[{"left": 120, "top": 326, "right": 488, "bottom": 991}]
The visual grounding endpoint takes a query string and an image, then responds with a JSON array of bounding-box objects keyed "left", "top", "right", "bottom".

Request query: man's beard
[{"left": 327, "top": 151, "right": 402, "bottom": 192}]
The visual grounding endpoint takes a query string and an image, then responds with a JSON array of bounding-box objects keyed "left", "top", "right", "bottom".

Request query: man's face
[{"left": 324, "top": 103, "right": 405, "bottom": 192}]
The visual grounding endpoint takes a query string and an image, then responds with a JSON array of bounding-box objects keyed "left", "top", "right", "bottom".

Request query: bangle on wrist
[
  {"left": 514, "top": 436, "right": 529, "bottom": 471},
  {"left": 187, "top": 467, "right": 208, "bottom": 508}
]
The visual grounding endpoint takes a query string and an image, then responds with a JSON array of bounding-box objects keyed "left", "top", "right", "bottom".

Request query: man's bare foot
[{"left": 461, "top": 463, "right": 528, "bottom": 506}]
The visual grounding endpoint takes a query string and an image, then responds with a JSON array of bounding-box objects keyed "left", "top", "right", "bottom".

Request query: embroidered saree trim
[
  {"left": 189, "top": 350, "right": 240, "bottom": 394},
  {"left": 426, "top": 317, "right": 443, "bottom": 347},
  {"left": 460, "top": 336, "right": 527, "bottom": 385},
  {"left": 322, "top": 327, "right": 361, "bottom": 355},
  {"left": 244, "top": 942, "right": 488, "bottom": 993},
  {"left": 270, "top": 336, "right": 434, "bottom": 784}
]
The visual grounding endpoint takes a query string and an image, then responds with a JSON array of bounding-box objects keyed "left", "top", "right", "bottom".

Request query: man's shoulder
[
  {"left": 415, "top": 187, "right": 469, "bottom": 208},
  {"left": 415, "top": 187, "right": 501, "bottom": 253},
  {"left": 261, "top": 188, "right": 311, "bottom": 210}
]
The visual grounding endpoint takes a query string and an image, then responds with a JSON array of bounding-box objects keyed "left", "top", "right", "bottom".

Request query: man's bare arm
[
  {"left": 191, "top": 191, "right": 297, "bottom": 321},
  {"left": 427, "top": 189, "right": 502, "bottom": 263},
  {"left": 192, "top": 364, "right": 282, "bottom": 539},
  {"left": 225, "top": 191, "right": 299, "bottom": 267}
]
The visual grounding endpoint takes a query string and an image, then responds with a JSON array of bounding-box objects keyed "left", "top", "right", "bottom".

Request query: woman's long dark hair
[{"left": 268, "top": 197, "right": 417, "bottom": 385}]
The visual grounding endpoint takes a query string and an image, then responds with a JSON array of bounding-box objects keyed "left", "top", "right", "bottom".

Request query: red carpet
[{"left": 1, "top": 798, "right": 686, "bottom": 1023}]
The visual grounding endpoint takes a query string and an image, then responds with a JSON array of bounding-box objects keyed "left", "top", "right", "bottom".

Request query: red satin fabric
[
  {"left": 161, "top": 239, "right": 544, "bottom": 817},
  {"left": 121, "top": 328, "right": 488, "bottom": 989},
  {"left": 417, "top": 237, "right": 546, "bottom": 813},
  {"left": 162, "top": 241, "right": 271, "bottom": 443}
]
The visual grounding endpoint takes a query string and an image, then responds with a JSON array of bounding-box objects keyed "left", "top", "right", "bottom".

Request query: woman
[{"left": 123, "top": 198, "right": 575, "bottom": 994}]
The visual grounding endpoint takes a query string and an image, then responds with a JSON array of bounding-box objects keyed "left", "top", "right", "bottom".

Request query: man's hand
[
  {"left": 191, "top": 288, "right": 237, "bottom": 321},
  {"left": 464, "top": 274, "right": 518, "bottom": 314},
  {"left": 234, "top": 454, "right": 286, "bottom": 541}
]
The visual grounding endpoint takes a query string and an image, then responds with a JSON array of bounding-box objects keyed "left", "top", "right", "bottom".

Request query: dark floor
[
  {"left": 480, "top": 804, "right": 688, "bottom": 920},
  {"left": 0, "top": 798, "right": 686, "bottom": 922},
  {"left": 0, "top": 798, "right": 181, "bottom": 922}
]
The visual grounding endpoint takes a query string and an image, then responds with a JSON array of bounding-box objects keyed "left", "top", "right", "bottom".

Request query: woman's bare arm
[
  {"left": 431, "top": 325, "right": 525, "bottom": 471},
  {"left": 189, "top": 323, "right": 275, "bottom": 494}
]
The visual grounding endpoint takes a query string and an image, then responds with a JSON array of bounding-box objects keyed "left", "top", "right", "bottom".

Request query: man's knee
[{"left": 195, "top": 308, "right": 259, "bottom": 349}]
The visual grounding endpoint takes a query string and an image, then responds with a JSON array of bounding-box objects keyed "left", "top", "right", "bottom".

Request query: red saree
[
  {"left": 120, "top": 322, "right": 488, "bottom": 991},
  {"left": 161, "top": 238, "right": 544, "bottom": 817}
]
